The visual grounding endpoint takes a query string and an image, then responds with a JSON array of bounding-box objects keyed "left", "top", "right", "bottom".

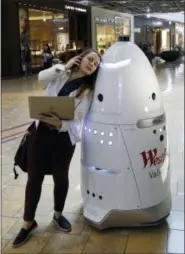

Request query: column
[{"left": 2, "top": 1, "right": 21, "bottom": 78}]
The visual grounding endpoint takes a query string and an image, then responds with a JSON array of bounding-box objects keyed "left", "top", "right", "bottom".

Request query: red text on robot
[{"left": 140, "top": 148, "right": 166, "bottom": 168}]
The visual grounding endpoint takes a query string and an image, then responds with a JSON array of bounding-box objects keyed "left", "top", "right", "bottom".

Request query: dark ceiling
[
  {"left": 66, "top": 0, "right": 185, "bottom": 14},
  {"left": 4, "top": 0, "right": 185, "bottom": 14}
]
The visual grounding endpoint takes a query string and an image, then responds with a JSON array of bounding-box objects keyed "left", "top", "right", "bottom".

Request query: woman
[
  {"left": 22, "top": 44, "right": 31, "bottom": 76},
  {"left": 13, "top": 49, "right": 101, "bottom": 248},
  {"left": 43, "top": 44, "right": 53, "bottom": 69},
  {"left": 141, "top": 43, "right": 155, "bottom": 65}
]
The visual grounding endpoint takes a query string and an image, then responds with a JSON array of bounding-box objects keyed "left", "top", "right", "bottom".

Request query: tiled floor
[{"left": 2, "top": 61, "right": 184, "bottom": 253}]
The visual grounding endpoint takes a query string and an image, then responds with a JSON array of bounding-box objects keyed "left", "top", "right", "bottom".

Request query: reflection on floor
[{"left": 2, "top": 62, "right": 184, "bottom": 253}]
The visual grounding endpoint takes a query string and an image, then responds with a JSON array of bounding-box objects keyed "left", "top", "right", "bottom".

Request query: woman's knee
[
  {"left": 53, "top": 172, "right": 69, "bottom": 187},
  {"left": 27, "top": 172, "right": 44, "bottom": 186}
]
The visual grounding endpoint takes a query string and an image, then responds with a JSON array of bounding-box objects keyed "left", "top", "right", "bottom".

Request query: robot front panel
[
  {"left": 81, "top": 121, "right": 142, "bottom": 215},
  {"left": 81, "top": 121, "right": 129, "bottom": 170}
]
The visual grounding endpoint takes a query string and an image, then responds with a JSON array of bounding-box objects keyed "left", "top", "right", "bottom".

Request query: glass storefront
[
  {"left": 19, "top": 4, "right": 89, "bottom": 71},
  {"left": 175, "top": 23, "right": 184, "bottom": 50},
  {"left": 27, "top": 9, "right": 70, "bottom": 68},
  {"left": 115, "top": 16, "right": 131, "bottom": 38},
  {"left": 96, "top": 24, "right": 116, "bottom": 53},
  {"left": 161, "top": 29, "right": 171, "bottom": 51},
  {"left": 151, "top": 27, "right": 171, "bottom": 52},
  {"left": 95, "top": 16, "right": 131, "bottom": 54}
]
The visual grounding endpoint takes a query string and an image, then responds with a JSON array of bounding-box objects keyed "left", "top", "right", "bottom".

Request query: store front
[
  {"left": 18, "top": 2, "right": 91, "bottom": 72},
  {"left": 175, "top": 23, "right": 184, "bottom": 50},
  {"left": 134, "top": 16, "right": 176, "bottom": 54},
  {"left": 91, "top": 7, "right": 134, "bottom": 55},
  {"left": 2, "top": 0, "right": 91, "bottom": 77}
]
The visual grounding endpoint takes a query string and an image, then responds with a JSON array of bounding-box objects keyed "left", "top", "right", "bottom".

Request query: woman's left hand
[{"left": 39, "top": 112, "right": 62, "bottom": 129}]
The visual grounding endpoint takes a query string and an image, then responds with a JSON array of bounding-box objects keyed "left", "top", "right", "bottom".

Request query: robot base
[{"left": 84, "top": 194, "right": 171, "bottom": 230}]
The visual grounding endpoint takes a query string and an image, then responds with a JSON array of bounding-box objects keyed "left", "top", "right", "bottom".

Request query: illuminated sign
[
  {"left": 64, "top": 5, "right": 87, "bottom": 13},
  {"left": 95, "top": 16, "right": 115, "bottom": 24}
]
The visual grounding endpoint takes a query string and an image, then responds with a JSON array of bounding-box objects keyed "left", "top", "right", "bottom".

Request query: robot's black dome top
[{"left": 118, "top": 36, "right": 130, "bottom": 42}]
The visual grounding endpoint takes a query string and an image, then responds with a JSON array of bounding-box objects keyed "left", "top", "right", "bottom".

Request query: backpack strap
[{"left": 13, "top": 165, "right": 19, "bottom": 179}]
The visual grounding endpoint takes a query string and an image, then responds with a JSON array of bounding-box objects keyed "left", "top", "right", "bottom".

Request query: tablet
[{"left": 28, "top": 96, "right": 75, "bottom": 120}]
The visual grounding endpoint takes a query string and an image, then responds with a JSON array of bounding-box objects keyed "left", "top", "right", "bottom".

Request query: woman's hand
[
  {"left": 39, "top": 112, "right": 62, "bottom": 129},
  {"left": 65, "top": 56, "right": 82, "bottom": 70}
]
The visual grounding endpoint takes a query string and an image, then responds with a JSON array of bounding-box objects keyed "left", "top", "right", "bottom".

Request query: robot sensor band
[{"left": 137, "top": 114, "right": 166, "bottom": 128}]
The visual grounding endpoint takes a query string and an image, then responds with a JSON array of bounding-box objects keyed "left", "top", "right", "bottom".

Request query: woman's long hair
[
  {"left": 73, "top": 48, "right": 101, "bottom": 98},
  {"left": 43, "top": 44, "right": 51, "bottom": 54}
]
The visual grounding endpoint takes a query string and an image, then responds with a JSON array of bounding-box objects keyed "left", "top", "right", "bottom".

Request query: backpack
[{"left": 13, "top": 122, "right": 35, "bottom": 179}]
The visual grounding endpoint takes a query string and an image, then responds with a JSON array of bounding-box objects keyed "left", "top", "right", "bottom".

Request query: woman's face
[{"left": 80, "top": 52, "right": 100, "bottom": 75}]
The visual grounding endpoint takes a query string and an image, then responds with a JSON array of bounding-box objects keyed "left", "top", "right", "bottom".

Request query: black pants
[
  {"left": 43, "top": 62, "right": 52, "bottom": 69},
  {"left": 23, "top": 123, "right": 75, "bottom": 221}
]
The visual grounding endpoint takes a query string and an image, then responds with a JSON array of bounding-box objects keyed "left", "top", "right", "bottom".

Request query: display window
[
  {"left": 19, "top": 4, "right": 88, "bottom": 71},
  {"left": 19, "top": 8, "right": 29, "bottom": 46},
  {"left": 95, "top": 16, "right": 131, "bottom": 54},
  {"left": 175, "top": 23, "right": 184, "bottom": 50},
  {"left": 115, "top": 16, "right": 131, "bottom": 38},
  {"left": 161, "top": 29, "right": 170, "bottom": 51},
  {"left": 28, "top": 9, "right": 54, "bottom": 68},
  {"left": 28, "top": 9, "right": 70, "bottom": 68},
  {"left": 96, "top": 24, "right": 116, "bottom": 54},
  {"left": 150, "top": 27, "right": 171, "bottom": 53}
]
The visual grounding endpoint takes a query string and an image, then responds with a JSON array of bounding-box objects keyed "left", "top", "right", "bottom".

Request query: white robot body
[{"left": 81, "top": 39, "right": 171, "bottom": 229}]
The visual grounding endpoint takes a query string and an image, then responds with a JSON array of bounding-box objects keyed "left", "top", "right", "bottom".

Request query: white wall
[
  {"left": 91, "top": 7, "right": 134, "bottom": 49},
  {"left": 149, "top": 12, "right": 184, "bottom": 24}
]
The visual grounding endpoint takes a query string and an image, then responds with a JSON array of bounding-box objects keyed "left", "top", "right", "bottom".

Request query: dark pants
[
  {"left": 23, "top": 123, "right": 75, "bottom": 221},
  {"left": 43, "top": 62, "right": 52, "bottom": 69},
  {"left": 24, "top": 62, "right": 30, "bottom": 76}
]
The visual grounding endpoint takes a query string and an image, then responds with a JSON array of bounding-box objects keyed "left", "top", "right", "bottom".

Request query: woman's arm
[
  {"left": 38, "top": 96, "right": 92, "bottom": 142},
  {"left": 59, "top": 97, "right": 92, "bottom": 141},
  {"left": 38, "top": 64, "right": 66, "bottom": 85}
]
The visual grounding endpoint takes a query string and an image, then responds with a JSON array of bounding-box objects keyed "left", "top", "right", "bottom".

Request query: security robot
[{"left": 81, "top": 37, "right": 171, "bottom": 229}]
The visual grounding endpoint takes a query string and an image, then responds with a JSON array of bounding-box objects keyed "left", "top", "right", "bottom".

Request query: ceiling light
[{"left": 83, "top": 0, "right": 89, "bottom": 5}]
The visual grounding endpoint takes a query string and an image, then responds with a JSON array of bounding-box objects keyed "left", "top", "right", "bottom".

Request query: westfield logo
[{"left": 140, "top": 148, "right": 166, "bottom": 168}]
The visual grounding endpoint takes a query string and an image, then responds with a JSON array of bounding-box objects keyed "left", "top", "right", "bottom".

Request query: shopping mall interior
[{"left": 1, "top": 0, "right": 184, "bottom": 253}]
